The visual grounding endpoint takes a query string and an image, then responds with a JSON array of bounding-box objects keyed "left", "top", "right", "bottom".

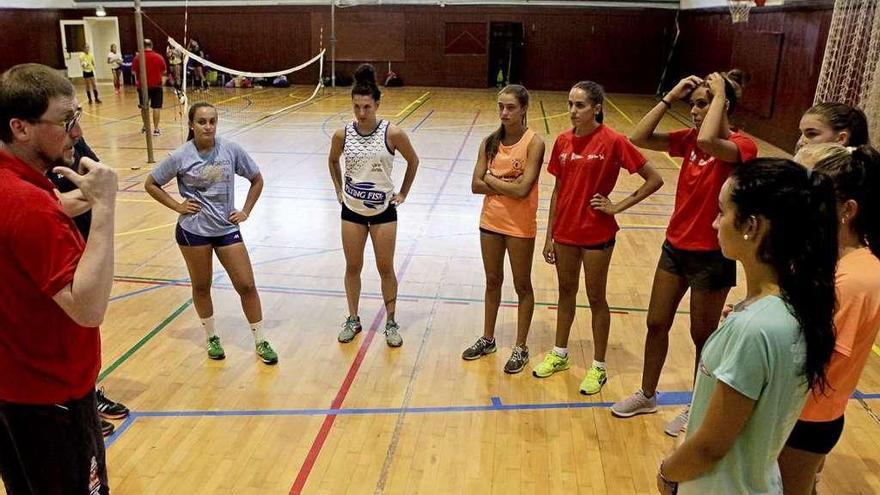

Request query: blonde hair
[{"left": 793, "top": 143, "right": 851, "bottom": 169}]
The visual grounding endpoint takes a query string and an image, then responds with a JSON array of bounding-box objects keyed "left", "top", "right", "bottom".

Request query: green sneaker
[
  {"left": 206, "top": 335, "right": 225, "bottom": 360},
  {"left": 384, "top": 321, "right": 403, "bottom": 347},
  {"left": 579, "top": 365, "right": 608, "bottom": 395},
  {"left": 338, "top": 316, "right": 362, "bottom": 343},
  {"left": 531, "top": 350, "right": 570, "bottom": 378},
  {"left": 256, "top": 340, "right": 278, "bottom": 365}
]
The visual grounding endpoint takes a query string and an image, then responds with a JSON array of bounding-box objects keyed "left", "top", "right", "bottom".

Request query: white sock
[
  {"left": 553, "top": 346, "right": 568, "bottom": 358},
  {"left": 250, "top": 320, "right": 264, "bottom": 344},
  {"left": 201, "top": 316, "right": 216, "bottom": 340},
  {"left": 592, "top": 360, "right": 606, "bottom": 370}
]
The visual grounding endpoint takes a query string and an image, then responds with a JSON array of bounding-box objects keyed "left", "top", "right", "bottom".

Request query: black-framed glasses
[{"left": 32, "top": 108, "right": 82, "bottom": 133}]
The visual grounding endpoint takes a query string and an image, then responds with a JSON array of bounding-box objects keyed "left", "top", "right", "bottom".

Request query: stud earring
[{"left": 743, "top": 234, "right": 749, "bottom": 240}]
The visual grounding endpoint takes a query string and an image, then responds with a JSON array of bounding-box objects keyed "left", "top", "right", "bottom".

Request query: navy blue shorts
[{"left": 175, "top": 224, "right": 243, "bottom": 247}]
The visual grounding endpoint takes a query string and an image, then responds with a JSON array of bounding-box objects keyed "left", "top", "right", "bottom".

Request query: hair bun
[
  {"left": 725, "top": 68, "right": 745, "bottom": 88},
  {"left": 354, "top": 64, "right": 377, "bottom": 87}
]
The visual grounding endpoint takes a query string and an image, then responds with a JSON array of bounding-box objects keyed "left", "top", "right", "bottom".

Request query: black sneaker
[
  {"left": 96, "top": 388, "right": 130, "bottom": 420},
  {"left": 101, "top": 419, "right": 115, "bottom": 437},
  {"left": 504, "top": 344, "right": 529, "bottom": 374},
  {"left": 462, "top": 336, "right": 496, "bottom": 360}
]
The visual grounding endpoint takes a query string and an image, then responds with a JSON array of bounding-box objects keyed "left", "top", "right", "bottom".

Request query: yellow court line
[
  {"left": 115, "top": 222, "right": 176, "bottom": 237},
  {"left": 606, "top": 96, "right": 680, "bottom": 170},
  {"left": 603, "top": 96, "right": 634, "bottom": 126},
  {"left": 662, "top": 151, "right": 682, "bottom": 170},
  {"left": 536, "top": 112, "right": 569, "bottom": 123},
  {"left": 873, "top": 344, "right": 880, "bottom": 358},
  {"left": 214, "top": 88, "right": 272, "bottom": 106},
  {"left": 394, "top": 92, "right": 431, "bottom": 118}
]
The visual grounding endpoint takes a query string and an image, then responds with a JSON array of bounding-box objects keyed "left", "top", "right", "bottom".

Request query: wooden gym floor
[{"left": 11, "top": 82, "right": 880, "bottom": 494}]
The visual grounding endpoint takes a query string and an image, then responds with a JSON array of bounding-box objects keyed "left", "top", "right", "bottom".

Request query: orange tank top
[{"left": 479, "top": 128, "right": 539, "bottom": 238}]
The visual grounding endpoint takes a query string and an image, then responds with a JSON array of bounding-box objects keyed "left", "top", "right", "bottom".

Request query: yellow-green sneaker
[
  {"left": 579, "top": 365, "right": 608, "bottom": 395},
  {"left": 256, "top": 340, "right": 278, "bottom": 365},
  {"left": 531, "top": 350, "right": 571, "bottom": 378},
  {"left": 206, "top": 335, "right": 225, "bottom": 360}
]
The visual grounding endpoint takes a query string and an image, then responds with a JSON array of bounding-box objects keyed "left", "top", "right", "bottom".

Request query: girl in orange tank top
[{"left": 461, "top": 85, "right": 545, "bottom": 374}]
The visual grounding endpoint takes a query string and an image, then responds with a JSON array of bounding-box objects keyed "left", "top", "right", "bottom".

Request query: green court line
[
  {"left": 98, "top": 299, "right": 193, "bottom": 382},
  {"left": 113, "top": 274, "right": 690, "bottom": 315},
  {"left": 539, "top": 100, "right": 551, "bottom": 134}
]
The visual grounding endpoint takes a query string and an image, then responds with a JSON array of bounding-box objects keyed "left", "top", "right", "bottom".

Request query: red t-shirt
[
  {"left": 666, "top": 128, "right": 758, "bottom": 251},
  {"left": 548, "top": 125, "right": 646, "bottom": 246},
  {"left": 133, "top": 49, "right": 167, "bottom": 88},
  {"left": 0, "top": 151, "right": 100, "bottom": 404}
]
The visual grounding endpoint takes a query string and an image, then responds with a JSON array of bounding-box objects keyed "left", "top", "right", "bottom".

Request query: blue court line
[
  {"left": 101, "top": 390, "right": 880, "bottom": 449},
  {"left": 411, "top": 109, "right": 435, "bottom": 133},
  {"left": 103, "top": 414, "right": 136, "bottom": 448}
]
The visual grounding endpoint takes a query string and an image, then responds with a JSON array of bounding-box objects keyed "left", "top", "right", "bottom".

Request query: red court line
[{"left": 289, "top": 110, "right": 481, "bottom": 494}]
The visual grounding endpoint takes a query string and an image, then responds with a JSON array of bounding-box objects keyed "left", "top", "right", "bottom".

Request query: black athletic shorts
[
  {"left": 786, "top": 415, "right": 845, "bottom": 455},
  {"left": 146, "top": 86, "right": 163, "bottom": 109},
  {"left": 0, "top": 390, "right": 109, "bottom": 494},
  {"left": 341, "top": 203, "right": 397, "bottom": 226},
  {"left": 82, "top": 71, "right": 95, "bottom": 79},
  {"left": 657, "top": 240, "right": 736, "bottom": 291}
]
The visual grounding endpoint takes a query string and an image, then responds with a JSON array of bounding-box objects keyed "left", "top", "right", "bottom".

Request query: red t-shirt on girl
[
  {"left": 666, "top": 128, "right": 758, "bottom": 251},
  {"left": 548, "top": 125, "right": 646, "bottom": 246}
]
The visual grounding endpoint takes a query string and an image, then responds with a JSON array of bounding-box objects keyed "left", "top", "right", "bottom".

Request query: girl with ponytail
[
  {"left": 328, "top": 63, "right": 420, "bottom": 348},
  {"left": 462, "top": 84, "right": 545, "bottom": 374},
  {"left": 780, "top": 144, "right": 880, "bottom": 494},
  {"left": 145, "top": 101, "right": 276, "bottom": 365},
  {"left": 657, "top": 158, "right": 838, "bottom": 494},
  {"left": 614, "top": 70, "right": 758, "bottom": 436},
  {"left": 532, "top": 80, "right": 663, "bottom": 394}
]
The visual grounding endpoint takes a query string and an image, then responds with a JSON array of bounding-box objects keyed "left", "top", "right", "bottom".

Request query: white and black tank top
[{"left": 342, "top": 119, "right": 395, "bottom": 215}]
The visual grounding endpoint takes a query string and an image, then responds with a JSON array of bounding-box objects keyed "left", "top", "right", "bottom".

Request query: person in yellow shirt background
[{"left": 79, "top": 44, "right": 101, "bottom": 104}]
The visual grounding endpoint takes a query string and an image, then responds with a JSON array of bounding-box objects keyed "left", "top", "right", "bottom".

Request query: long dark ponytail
[
  {"left": 814, "top": 145, "right": 880, "bottom": 259},
  {"left": 730, "top": 158, "right": 838, "bottom": 391},
  {"left": 485, "top": 84, "right": 530, "bottom": 162}
]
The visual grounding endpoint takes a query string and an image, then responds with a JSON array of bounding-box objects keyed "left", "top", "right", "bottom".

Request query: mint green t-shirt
[{"left": 679, "top": 295, "right": 808, "bottom": 495}]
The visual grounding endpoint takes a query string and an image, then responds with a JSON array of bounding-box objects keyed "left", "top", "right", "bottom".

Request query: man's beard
[{"left": 37, "top": 147, "right": 74, "bottom": 172}]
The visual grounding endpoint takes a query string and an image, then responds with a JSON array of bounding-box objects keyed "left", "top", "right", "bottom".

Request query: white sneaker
[
  {"left": 664, "top": 406, "right": 690, "bottom": 437},
  {"left": 610, "top": 389, "right": 658, "bottom": 418}
]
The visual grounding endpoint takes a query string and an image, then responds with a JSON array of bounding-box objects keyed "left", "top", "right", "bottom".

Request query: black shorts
[
  {"left": 658, "top": 240, "right": 736, "bottom": 291},
  {"left": 82, "top": 71, "right": 95, "bottom": 79},
  {"left": 786, "top": 415, "right": 845, "bottom": 455},
  {"left": 176, "top": 224, "right": 243, "bottom": 247},
  {"left": 146, "top": 86, "right": 163, "bottom": 109},
  {"left": 341, "top": 203, "right": 397, "bottom": 226},
  {"left": 0, "top": 390, "right": 109, "bottom": 494}
]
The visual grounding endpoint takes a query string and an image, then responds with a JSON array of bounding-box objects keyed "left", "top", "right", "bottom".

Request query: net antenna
[{"left": 814, "top": 0, "right": 880, "bottom": 146}]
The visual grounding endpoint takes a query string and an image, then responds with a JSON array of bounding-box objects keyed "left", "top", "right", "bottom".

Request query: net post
[{"left": 134, "top": 0, "right": 155, "bottom": 164}]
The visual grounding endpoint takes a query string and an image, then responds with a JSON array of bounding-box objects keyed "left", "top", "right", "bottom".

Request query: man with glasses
[{"left": 0, "top": 63, "right": 116, "bottom": 494}]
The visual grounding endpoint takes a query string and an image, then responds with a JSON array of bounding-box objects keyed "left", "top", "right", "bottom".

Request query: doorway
[{"left": 487, "top": 22, "right": 524, "bottom": 87}]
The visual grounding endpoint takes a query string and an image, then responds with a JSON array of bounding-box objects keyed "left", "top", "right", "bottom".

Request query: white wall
[{"left": 0, "top": 0, "right": 76, "bottom": 7}]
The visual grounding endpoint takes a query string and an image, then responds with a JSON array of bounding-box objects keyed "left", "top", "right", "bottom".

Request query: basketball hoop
[{"left": 728, "top": 0, "right": 756, "bottom": 23}]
